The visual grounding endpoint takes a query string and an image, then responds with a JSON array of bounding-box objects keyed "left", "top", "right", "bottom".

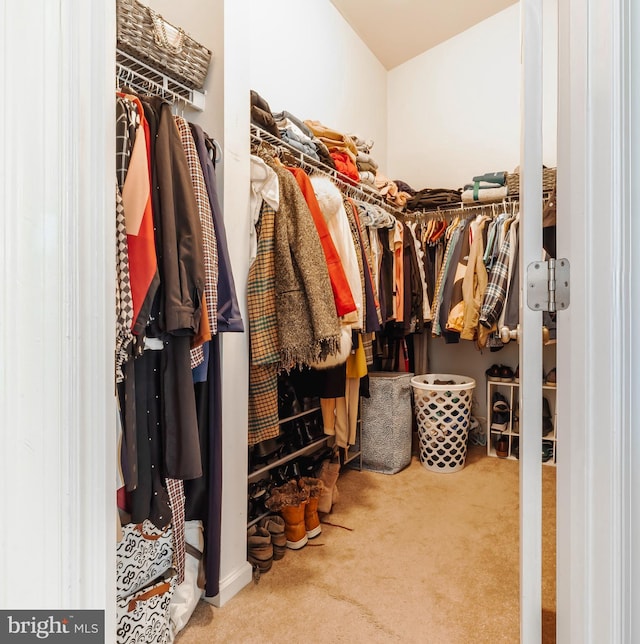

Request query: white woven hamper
[
  {"left": 411, "top": 374, "right": 476, "bottom": 473},
  {"left": 360, "top": 372, "right": 414, "bottom": 474}
]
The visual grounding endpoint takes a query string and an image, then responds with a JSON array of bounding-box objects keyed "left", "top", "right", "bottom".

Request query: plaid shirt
[
  {"left": 479, "top": 233, "right": 512, "bottom": 328},
  {"left": 175, "top": 117, "right": 219, "bottom": 368}
]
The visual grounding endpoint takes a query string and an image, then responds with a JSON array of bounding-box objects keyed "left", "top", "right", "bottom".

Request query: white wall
[
  {"left": 144, "top": 0, "right": 224, "bottom": 140},
  {"left": 387, "top": 0, "right": 558, "bottom": 189},
  {"left": 0, "top": 0, "right": 116, "bottom": 632},
  {"left": 248, "top": 0, "right": 388, "bottom": 169},
  {"left": 145, "top": 0, "right": 254, "bottom": 605}
]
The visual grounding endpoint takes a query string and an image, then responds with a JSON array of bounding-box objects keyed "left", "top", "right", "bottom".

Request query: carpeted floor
[{"left": 176, "top": 445, "right": 556, "bottom": 643}]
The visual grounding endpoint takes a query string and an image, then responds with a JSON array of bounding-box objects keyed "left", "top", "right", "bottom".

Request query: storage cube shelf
[{"left": 486, "top": 380, "right": 557, "bottom": 466}]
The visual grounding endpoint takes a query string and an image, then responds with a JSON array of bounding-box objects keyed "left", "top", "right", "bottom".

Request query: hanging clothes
[
  {"left": 270, "top": 162, "right": 342, "bottom": 368},
  {"left": 191, "top": 123, "right": 245, "bottom": 334},
  {"left": 287, "top": 166, "right": 357, "bottom": 319}
]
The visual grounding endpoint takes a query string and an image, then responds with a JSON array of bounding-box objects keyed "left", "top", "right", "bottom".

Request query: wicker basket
[
  {"left": 117, "top": 0, "right": 212, "bottom": 90},
  {"left": 506, "top": 167, "right": 556, "bottom": 196}
]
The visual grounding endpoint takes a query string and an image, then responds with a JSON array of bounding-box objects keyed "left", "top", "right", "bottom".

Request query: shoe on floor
[
  {"left": 259, "top": 515, "right": 286, "bottom": 560},
  {"left": 247, "top": 525, "right": 273, "bottom": 574}
]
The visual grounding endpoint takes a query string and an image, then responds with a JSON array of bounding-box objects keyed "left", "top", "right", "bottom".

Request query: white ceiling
[{"left": 330, "top": 0, "right": 519, "bottom": 70}]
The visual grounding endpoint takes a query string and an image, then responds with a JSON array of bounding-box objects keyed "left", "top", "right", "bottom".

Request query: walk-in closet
[
  {"left": 2, "top": 0, "right": 637, "bottom": 643},
  {"left": 112, "top": 0, "right": 561, "bottom": 640}
]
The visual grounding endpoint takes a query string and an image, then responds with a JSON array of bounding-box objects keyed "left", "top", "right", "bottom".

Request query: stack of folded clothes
[
  {"left": 251, "top": 90, "right": 281, "bottom": 139},
  {"left": 374, "top": 173, "right": 413, "bottom": 208},
  {"left": 349, "top": 134, "right": 379, "bottom": 189},
  {"left": 405, "top": 187, "right": 463, "bottom": 211},
  {"left": 304, "top": 120, "right": 360, "bottom": 184},
  {"left": 272, "top": 110, "right": 336, "bottom": 169},
  {"left": 272, "top": 110, "right": 321, "bottom": 162},
  {"left": 461, "top": 171, "right": 509, "bottom": 203}
]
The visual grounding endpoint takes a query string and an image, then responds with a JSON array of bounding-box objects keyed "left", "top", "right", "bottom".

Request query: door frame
[
  {"left": 556, "top": 0, "right": 637, "bottom": 640},
  {"left": 519, "top": 1, "right": 544, "bottom": 641}
]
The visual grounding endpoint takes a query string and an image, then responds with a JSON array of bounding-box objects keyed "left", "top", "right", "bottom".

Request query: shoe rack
[
  {"left": 247, "top": 403, "right": 363, "bottom": 528},
  {"left": 486, "top": 378, "right": 557, "bottom": 466},
  {"left": 248, "top": 406, "right": 330, "bottom": 485}
]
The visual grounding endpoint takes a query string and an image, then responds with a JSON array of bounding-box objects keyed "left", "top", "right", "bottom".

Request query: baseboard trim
[{"left": 204, "top": 562, "right": 252, "bottom": 607}]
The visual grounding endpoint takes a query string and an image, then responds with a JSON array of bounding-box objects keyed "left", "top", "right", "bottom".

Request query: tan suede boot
[
  {"left": 316, "top": 460, "right": 341, "bottom": 514},
  {"left": 260, "top": 515, "right": 286, "bottom": 560},
  {"left": 247, "top": 525, "right": 273, "bottom": 573}
]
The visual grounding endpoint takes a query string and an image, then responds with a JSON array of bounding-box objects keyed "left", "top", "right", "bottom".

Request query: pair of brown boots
[{"left": 265, "top": 478, "right": 324, "bottom": 549}]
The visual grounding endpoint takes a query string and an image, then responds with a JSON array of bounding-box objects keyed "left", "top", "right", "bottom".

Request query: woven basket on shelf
[
  {"left": 506, "top": 167, "right": 556, "bottom": 196},
  {"left": 117, "top": 0, "right": 212, "bottom": 90}
]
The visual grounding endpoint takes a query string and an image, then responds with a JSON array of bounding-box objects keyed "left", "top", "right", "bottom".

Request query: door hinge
[{"left": 526, "top": 258, "right": 570, "bottom": 312}]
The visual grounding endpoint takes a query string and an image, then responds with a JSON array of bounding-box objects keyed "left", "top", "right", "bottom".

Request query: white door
[
  {"left": 519, "top": 1, "right": 545, "bottom": 641},
  {"left": 556, "top": 0, "right": 637, "bottom": 641}
]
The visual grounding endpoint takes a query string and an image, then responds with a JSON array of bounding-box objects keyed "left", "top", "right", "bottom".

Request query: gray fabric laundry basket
[{"left": 360, "top": 372, "right": 414, "bottom": 474}]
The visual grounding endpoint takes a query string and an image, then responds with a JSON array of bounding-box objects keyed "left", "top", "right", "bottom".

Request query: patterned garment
[
  {"left": 115, "top": 185, "right": 135, "bottom": 383},
  {"left": 247, "top": 201, "right": 279, "bottom": 366},
  {"left": 430, "top": 224, "right": 460, "bottom": 336},
  {"left": 114, "top": 96, "right": 139, "bottom": 383},
  {"left": 479, "top": 233, "right": 512, "bottom": 328},
  {"left": 165, "top": 478, "right": 186, "bottom": 585},
  {"left": 344, "top": 200, "right": 366, "bottom": 329},
  {"left": 175, "top": 117, "right": 219, "bottom": 369},
  {"left": 116, "top": 96, "right": 139, "bottom": 191},
  {"left": 247, "top": 199, "right": 280, "bottom": 446},
  {"left": 248, "top": 362, "right": 280, "bottom": 446}
]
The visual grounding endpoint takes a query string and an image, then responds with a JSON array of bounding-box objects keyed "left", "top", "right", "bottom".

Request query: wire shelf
[
  {"left": 250, "top": 124, "right": 403, "bottom": 218},
  {"left": 116, "top": 48, "right": 206, "bottom": 111}
]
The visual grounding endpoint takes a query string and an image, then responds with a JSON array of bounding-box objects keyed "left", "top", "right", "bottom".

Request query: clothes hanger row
[{"left": 116, "top": 64, "right": 189, "bottom": 116}]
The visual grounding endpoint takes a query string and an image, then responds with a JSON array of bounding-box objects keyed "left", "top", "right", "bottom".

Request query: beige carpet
[{"left": 176, "top": 445, "right": 556, "bottom": 643}]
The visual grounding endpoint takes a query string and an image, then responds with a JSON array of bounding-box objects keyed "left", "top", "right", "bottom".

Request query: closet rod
[
  {"left": 250, "top": 124, "right": 403, "bottom": 218},
  {"left": 403, "top": 190, "right": 554, "bottom": 220},
  {"left": 116, "top": 48, "right": 206, "bottom": 111}
]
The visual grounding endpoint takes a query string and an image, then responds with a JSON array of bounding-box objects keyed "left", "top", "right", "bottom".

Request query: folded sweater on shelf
[
  {"left": 356, "top": 151, "right": 378, "bottom": 171},
  {"left": 304, "top": 120, "right": 358, "bottom": 163},
  {"left": 461, "top": 185, "right": 509, "bottom": 203}
]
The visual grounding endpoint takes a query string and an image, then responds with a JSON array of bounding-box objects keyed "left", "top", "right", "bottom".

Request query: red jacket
[{"left": 287, "top": 167, "right": 357, "bottom": 318}]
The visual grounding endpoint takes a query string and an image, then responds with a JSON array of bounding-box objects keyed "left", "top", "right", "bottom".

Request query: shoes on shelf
[
  {"left": 542, "top": 397, "right": 554, "bottom": 436},
  {"left": 545, "top": 367, "right": 557, "bottom": 387},
  {"left": 490, "top": 391, "right": 511, "bottom": 432},
  {"left": 494, "top": 434, "right": 509, "bottom": 458},
  {"left": 499, "top": 365, "right": 515, "bottom": 382},
  {"left": 542, "top": 440, "right": 554, "bottom": 463},
  {"left": 514, "top": 365, "right": 519, "bottom": 383},
  {"left": 485, "top": 364, "right": 502, "bottom": 381}
]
